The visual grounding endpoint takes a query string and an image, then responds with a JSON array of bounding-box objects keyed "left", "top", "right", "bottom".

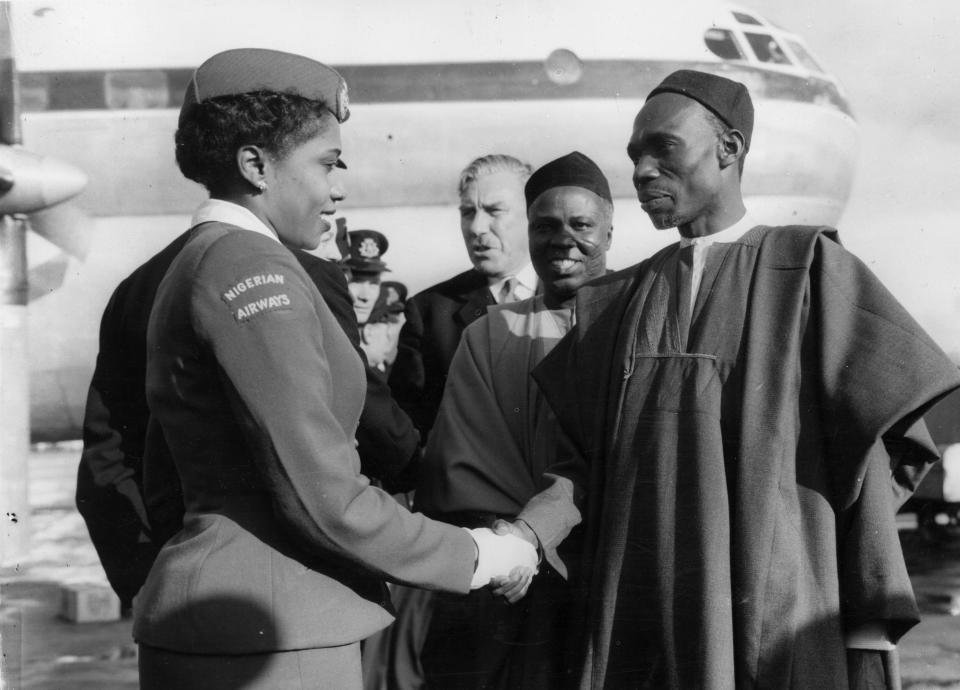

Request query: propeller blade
[
  {"left": 0, "top": 3, "right": 21, "bottom": 146},
  {"left": 27, "top": 254, "right": 69, "bottom": 302},
  {"left": 27, "top": 201, "right": 93, "bottom": 260}
]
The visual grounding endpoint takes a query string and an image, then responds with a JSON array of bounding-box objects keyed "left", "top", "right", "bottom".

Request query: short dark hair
[{"left": 175, "top": 91, "right": 332, "bottom": 193}]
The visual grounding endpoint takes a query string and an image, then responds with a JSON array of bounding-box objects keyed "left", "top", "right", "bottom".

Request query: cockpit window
[
  {"left": 785, "top": 39, "right": 824, "bottom": 73},
  {"left": 704, "top": 28, "right": 746, "bottom": 61},
  {"left": 104, "top": 70, "right": 170, "bottom": 109},
  {"left": 744, "top": 33, "right": 792, "bottom": 65},
  {"left": 732, "top": 11, "right": 763, "bottom": 26}
]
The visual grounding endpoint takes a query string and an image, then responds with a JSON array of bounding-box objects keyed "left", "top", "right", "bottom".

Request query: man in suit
[
  {"left": 77, "top": 216, "right": 421, "bottom": 613},
  {"left": 389, "top": 154, "right": 536, "bottom": 440}
]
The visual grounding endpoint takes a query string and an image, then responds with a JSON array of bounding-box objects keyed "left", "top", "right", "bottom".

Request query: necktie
[
  {"left": 498, "top": 276, "right": 518, "bottom": 304},
  {"left": 676, "top": 244, "right": 694, "bottom": 347}
]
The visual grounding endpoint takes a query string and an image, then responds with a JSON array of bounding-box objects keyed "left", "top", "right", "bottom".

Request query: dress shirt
[
  {"left": 191, "top": 198, "right": 280, "bottom": 244},
  {"left": 678, "top": 212, "right": 756, "bottom": 312},
  {"left": 487, "top": 262, "right": 537, "bottom": 304}
]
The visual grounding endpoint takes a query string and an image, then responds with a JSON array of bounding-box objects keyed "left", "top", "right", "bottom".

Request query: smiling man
[{"left": 414, "top": 151, "right": 613, "bottom": 689}]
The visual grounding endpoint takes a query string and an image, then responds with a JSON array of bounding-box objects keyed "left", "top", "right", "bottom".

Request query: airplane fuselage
[{"left": 10, "top": 0, "right": 858, "bottom": 440}]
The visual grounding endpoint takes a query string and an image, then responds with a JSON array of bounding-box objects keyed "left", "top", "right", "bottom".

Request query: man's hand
[
  {"left": 490, "top": 566, "right": 535, "bottom": 604},
  {"left": 492, "top": 518, "right": 539, "bottom": 550},
  {"left": 466, "top": 527, "right": 538, "bottom": 590},
  {"left": 488, "top": 519, "right": 541, "bottom": 603}
]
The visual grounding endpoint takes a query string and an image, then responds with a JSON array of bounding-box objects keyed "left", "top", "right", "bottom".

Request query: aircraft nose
[
  {"left": 39, "top": 154, "right": 88, "bottom": 208},
  {"left": 0, "top": 147, "right": 88, "bottom": 215}
]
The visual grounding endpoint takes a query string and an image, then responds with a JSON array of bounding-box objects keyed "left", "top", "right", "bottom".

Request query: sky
[{"left": 749, "top": 0, "right": 960, "bottom": 358}]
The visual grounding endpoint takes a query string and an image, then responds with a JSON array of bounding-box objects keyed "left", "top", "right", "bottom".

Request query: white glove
[{"left": 466, "top": 527, "right": 539, "bottom": 589}]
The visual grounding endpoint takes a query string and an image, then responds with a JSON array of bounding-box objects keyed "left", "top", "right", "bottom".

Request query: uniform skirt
[{"left": 139, "top": 642, "right": 362, "bottom": 690}]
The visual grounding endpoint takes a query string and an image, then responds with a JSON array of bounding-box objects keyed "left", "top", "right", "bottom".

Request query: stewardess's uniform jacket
[{"left": 133, "top": 222, "right": 474, "bottom": 655}]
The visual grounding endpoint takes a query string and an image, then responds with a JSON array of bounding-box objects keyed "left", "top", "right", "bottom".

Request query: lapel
[{"left": 454, "top": 284, "right": 495, "bottom": 330}]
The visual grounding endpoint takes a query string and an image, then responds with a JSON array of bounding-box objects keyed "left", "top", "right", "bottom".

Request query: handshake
[{"left": 466, "top": 520, "right": 539, "bottom": 603}]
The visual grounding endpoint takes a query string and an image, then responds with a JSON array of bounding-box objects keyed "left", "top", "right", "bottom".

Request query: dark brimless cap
[
  {"left": 179, "top": 48, "right": 350, "bottom": 127},
  {"left": 647, "top": 70, "right": 754, "bottom": 150},
  {"left": 524, "top": 151, "right": 612, "bottom": 208}
]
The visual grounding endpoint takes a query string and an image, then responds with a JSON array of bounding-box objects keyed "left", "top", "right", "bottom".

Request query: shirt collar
[
  {"left": 487, "top": 262, "right": 539, "bottom": 300},
  {"left": 488, "top": 262, "right": 538, "bottom": 290},
  {"left": 190, "top": 199, "right": 280, "bottom": 244},
  {"left": 512, "top": 262, "right": 539, "bottom": 294},
  {"left": 678, "top": 211, "right": 756, "bottom": 248}
]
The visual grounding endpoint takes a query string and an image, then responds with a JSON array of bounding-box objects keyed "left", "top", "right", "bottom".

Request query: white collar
[
  {"left": 678, "top": 211, "right": 756, "bottom": 248},
  {"left": 488, "top": 262, "right": 538, "bottom": 292},
  {"left": 190, "top": 199, "right": 280, "bottom": 244}
]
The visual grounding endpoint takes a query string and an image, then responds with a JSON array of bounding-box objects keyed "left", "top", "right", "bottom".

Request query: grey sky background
[{"left": 751, "top": 0, "right": 960, "bottom": 358}]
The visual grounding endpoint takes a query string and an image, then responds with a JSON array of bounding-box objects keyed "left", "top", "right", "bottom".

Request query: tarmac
[{"left": 1, "top": 445, "right": 959, "bottom": 690}]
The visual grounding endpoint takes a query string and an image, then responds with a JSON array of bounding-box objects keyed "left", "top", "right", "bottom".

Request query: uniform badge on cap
[
  {"left": 344, "top": 229, "right": 391, "bottom": 274},
  {"left": 358, "top": 237, "right": 380, "bottom": 259}
]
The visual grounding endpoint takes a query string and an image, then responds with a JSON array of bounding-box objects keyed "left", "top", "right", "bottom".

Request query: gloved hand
[{"left": 466, "top": 527, "right": 538, "bottom": 590}]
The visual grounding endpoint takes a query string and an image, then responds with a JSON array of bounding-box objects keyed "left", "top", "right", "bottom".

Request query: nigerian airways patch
[{"left": 221, "top": 272, "right": 293, "bottom": 322}]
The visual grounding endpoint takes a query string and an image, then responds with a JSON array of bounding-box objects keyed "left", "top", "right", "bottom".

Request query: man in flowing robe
[
  {"left": 365, "top": 155, "right": 536, "bottom": 690},
  {"left": 414, "top": 152, "right": 614, "bottom": 689},
  {"left": 507, "top": 70, "right": 960, "bottom": 689}
]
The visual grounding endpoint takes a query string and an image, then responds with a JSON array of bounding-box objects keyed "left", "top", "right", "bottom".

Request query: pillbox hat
[
  {"left": 647, "top": 70, "right": 754, "bottom": 149},
  {"left": 179, "top": 48, "right": 350, "bottom": 126},
  {"left": 525, "top": 151, "right": 612, "bottom": 208}
]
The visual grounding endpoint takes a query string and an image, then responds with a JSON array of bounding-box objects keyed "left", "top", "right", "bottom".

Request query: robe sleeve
[
  {"left": 518, "top": 329, "right": 588, "bottom": 577},
  {"left": 811, "top": 234, "right": 960, "bottom": 510},
  {"left": 416, "top": 317, "right": 537, "bottom": 519},
  {"left": 810, "top": 234, "right": 960, "bottom": 640}
]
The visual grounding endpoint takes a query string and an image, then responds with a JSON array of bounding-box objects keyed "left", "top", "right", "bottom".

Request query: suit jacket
[
  {"left": 77, "top": 228, "right": 419, "bottom": 608},
  {"left": 134, "top": 222, "right": 474, "bottom": 654},
  {"left": 389, "top": 268, "right": 494, "bottom": 439}
]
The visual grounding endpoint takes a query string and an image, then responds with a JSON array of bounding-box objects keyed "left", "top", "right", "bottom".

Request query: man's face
[
  {"left": 528, "top": 186, "right": 612, "bottom": 300},
  {"left": 459, "top": 170, "right": 530, "bottom": 279},
  {"left": 626, "top": 94, "right": 722, "bottom": 231},
  {"left": 348, "top": 272, "right": 381, "bottom": 323}
]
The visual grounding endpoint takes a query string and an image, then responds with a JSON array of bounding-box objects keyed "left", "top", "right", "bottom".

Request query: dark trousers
[
  {"left": 421, "top": 588, "right": 526, "bottom": 690},
  {"left": 420, "top": 567, "right": 569, "bottom": 690}
]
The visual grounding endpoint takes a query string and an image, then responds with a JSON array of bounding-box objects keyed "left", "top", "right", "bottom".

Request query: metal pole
[{"left": 0, "top": 213, "right": 30, "bottom": 566}]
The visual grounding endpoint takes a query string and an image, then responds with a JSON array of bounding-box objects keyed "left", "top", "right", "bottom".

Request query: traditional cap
[
  {"left": 646, "top": 69, "right": 754, "bottom": 149},
  {"left": 179, "top": 48, "right": 350, "bottom": 126},
  {"left": 344, "top": 229, "right": 391, "bottom": 274},
  {"left": 524, "top": 151, "right": 612, "bottom": 208}
]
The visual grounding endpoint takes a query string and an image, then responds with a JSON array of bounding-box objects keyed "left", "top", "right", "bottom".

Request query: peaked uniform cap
[
  {"left": 646, "top": 69, "right": 754, "bottom": 149},
  {"left": 179, "top": 48, "right": 350, "bottom": 126},
  {"left": 345, "top": 230, "right": 391, "bottom": 274}
]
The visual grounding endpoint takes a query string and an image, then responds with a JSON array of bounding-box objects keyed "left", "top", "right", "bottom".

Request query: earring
[{"left": 256, "top": 181, "right": 267, "bottom": 192}]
